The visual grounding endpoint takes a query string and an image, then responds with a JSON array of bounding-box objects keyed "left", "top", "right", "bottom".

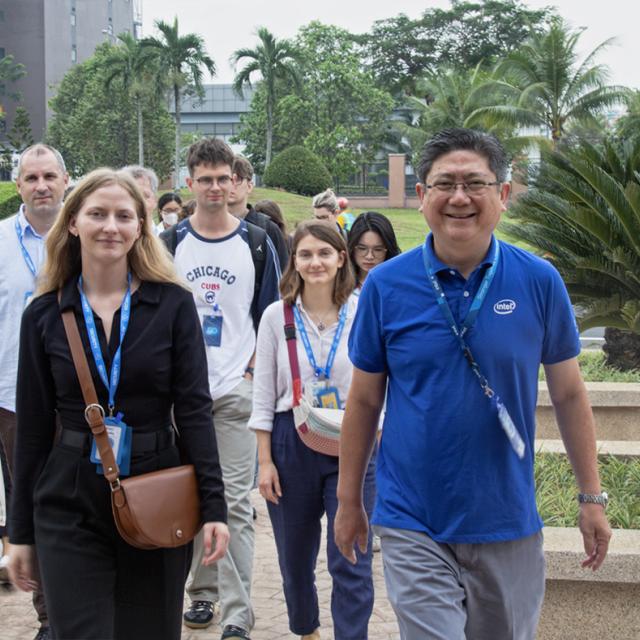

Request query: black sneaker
[
  {"left": 221, "top": 625, "right": 251, "bottom": 640},
  {"left": 183, "top": 600, "right": 216, "bottom": 629}
]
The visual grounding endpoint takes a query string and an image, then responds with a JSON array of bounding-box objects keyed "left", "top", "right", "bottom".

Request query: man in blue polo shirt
[{"left": 334, "top": 128, "right": 611, "bottom": 639}]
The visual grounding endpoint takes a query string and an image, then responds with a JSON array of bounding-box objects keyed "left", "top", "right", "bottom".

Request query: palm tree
[
  {"left": 475, "top": 18, "right": 627, "bottom": 145},
  {"left": 503, "top": 137, "right": 640, "bottom": 370},
  {"left": 142, "top": 17, "right": 215, "bottom": 185},
  {"left": 394, "top": 64, "right": 527, "bottom": 159},
  {"left": 231, "top": 27, "right": 302, "bottom": 168},
  {"left": 103, "top": 33, "right": 162, "bottom": 165}
]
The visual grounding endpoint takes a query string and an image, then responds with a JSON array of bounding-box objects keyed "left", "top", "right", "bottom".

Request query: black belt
[{"left": 59, "top": 426, "right": 175, "bottom": 455}]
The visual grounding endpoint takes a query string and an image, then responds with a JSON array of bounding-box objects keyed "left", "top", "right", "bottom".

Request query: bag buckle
[
  {"left": 284, "top": 323, "right": 296, "bottom": 340},
  {"left": 110, "top": 478, "right": 121, "bottom": 492},
  {"left": 84, "top": 403, "right": 105, "bottom": 424}
]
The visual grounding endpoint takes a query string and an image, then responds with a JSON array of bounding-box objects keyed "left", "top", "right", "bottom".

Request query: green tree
[
  {"left": 231, "top": 27, "right": 302, "bottom": 168},
  {"left": 0, "top": 54, "right": 26, "bottom": 108},
  {"left": 361, "top": 1, "right": 555, "bottom": 93},
  {"left": 103, "top": 33, "right": 163, "bottom": 165},
  {"left": 476, "top": 18, "right": 627, "bottom": 144},
  {"left": 615, "top": 90, "right": 640, "bottom": 140},
  {"left": 503, "top": 137, "right": 640, "bottom": 370},
  {"left": 47, "top": 44, "right": 175, "bottom": 177},
  {"left": 234, "top": 22, "right": 393, "bottom": 184},
  {"left": 142, "top": 17, "right": 215, "bottom": 185},
  {"left": 1, "top": 106, "right": 34, "bottom": 173}
]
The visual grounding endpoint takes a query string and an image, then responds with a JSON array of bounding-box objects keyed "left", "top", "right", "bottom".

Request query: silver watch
[{"left": 578, "top": 491, "right": 608, "bottom": 508}]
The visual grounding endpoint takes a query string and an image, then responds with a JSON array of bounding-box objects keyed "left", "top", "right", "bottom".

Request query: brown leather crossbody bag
[{"left": 60, "top": 305, "right": 203, "bottom": 549}]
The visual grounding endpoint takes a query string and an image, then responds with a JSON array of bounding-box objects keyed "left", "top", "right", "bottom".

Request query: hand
[
  {"left": 201, "top": 522, "right": 230, "bottom": 566},
  {"left": 258, "top": 461, "right": 282, "bottom": 504},
  {"left": 334, "top": 502, "right": 369, "bottom": 565},
  {"left": 579, "top": 504, "right": 612, "bottom": 571},
  {"left": 8, "top": 544, "right": 39, "bottom": 592}
]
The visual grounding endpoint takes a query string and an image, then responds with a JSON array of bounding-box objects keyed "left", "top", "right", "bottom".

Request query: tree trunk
[
  {"left": 265, "top": 93, "right": 273, "bottom": 169},
  {"left": 174, "top": 84, "right": 181, "bottom": 188},
  {"left": 137, "top": 99, "right": 144, "bottom": 166},
  {"left": 602, "top": 328, "right": 640, "bottom": 371}
]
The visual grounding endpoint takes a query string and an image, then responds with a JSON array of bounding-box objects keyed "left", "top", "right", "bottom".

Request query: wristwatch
[{"left": 578, "top": 492, "right": 608, "bottom": 508}]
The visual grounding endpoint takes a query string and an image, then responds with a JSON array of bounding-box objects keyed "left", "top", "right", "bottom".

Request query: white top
[
  {"left": 0, "top": 206, "right": 47, "bottom": 412},
  {"left": 249, "top": 296, "right": 358, "bottom": 432},
  {"left": 173, "top": 219, "right": 258, "bottom": 400}
]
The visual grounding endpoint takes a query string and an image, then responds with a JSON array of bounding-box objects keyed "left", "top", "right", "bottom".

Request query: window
[
  {"left": 71, "top": 46, "right": 77, "bottom": 63},
  {"left": 70, "top": 13, "right": 76, "bottom": 26}
]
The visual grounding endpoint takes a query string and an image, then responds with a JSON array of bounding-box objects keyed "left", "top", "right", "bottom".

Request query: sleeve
[
  {"left": 266, "top": 220, "right": 290, "bottom": 272},
  {"left": 9, "top": 303, "right": 57, "bottom": 544},
  {"left": 254, "top": 239, "right": 281, "bottom": 325},
  {"left": 541, "top": 266, "right": 582, "bottom": 365},
  {"left": 348, "top": 274, "right": 387, "bottom": 373},
  {"left": 248, "top": 303, "right": 280, "bottom": 432},
  {"left": 170, "top": 290, "right": 227, "bottom": 524}
]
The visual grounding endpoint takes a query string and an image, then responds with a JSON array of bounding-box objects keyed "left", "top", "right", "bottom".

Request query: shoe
[
  {"left": 221, "top": 624, "right": 251, "bottom": 639},
  {"left": 183, "top": 600, "right": 216, "bottom": 629},
  {"left": 301, "top": 630, "right": 321, "bottom": 640},
  {"left": 33, "top": 628, "right": 50, "bottom": 640},
  {"left": 0, "top": 555, "right": 10, "bottom": 584},
  {"left": 372, "top": 534, "right": 381, "bottom": 553}
]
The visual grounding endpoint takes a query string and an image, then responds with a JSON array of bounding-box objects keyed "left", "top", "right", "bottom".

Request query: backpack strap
[
  {"left": 246, "top": 221, "right": 267, "bottom": 331},
  {"left": 159, "top": 224, "right": 179, "bottom": 256},
  {"left": 283, "top": 303, "right": 303, "bottom": 405}
]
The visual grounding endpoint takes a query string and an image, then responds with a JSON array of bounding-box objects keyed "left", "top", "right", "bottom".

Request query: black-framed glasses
[
  {"left": 194, "top": 175, "right": 235, "bottom": 188},
  {"left": 354, "top": 244, "right": 387, "bottom": 259},
  {"left": 425, "top": 180, "right": 501, "bottom": 194}
]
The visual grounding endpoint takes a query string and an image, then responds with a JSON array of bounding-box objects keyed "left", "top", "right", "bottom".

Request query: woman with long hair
[
  {"left": 348, "top": 211, "right": 401, "bottom": 290},
  {"left": 8, "top": 168, "right": 229, "bottom": 640},
  {"left": 249, "top": 220, "right": 376, "bottom": 640}
]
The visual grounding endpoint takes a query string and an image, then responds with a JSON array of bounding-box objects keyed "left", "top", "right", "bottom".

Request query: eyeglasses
[
  {"left": 425, "top": 180, "right": 500, "bottom": 194},
  {"left": 354, "top": 244, "right": 387, "bottom": 259},
  {"left": 193, "top": 175, "right": 235, "bottom": 188}
]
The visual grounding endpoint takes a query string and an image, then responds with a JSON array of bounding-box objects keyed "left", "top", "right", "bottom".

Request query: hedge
[
  {"left": 263, "top": 146, "right": 332, "bottom": 197},
  {"left": 0, "top": 183, "right": 20, "bottom": 220}
]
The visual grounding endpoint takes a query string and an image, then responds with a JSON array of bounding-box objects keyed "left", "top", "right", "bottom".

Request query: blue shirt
[
  {"left": 349, "top": 234, "right": 580, "bottom": 543},
  {"left": 0, "top": 206, "right": 47, "bottom": 412}
]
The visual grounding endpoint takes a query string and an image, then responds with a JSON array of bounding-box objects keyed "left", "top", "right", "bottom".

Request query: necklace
[{"left": 306, "top": 307, "right": 336, "bottom": 331}]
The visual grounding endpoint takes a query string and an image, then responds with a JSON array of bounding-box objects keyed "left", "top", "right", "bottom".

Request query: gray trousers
[
  {"left": 187, "top": 378, "right": 256, "bottom": 632},
  {"left": 375, "top": 526, "right": 545, "bottom": 640}
]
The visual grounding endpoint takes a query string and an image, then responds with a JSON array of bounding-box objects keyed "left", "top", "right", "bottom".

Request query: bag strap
[
  {"left": 283, "top": 303, "right": 303, "bottom": 406},
  {"left": 59, "top": 298, "right": 121, "bottom": 487}
]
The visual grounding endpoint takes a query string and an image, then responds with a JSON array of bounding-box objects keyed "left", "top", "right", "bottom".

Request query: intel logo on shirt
[{"left": 494, "top": 299, "right": 516, "bottom": 315}]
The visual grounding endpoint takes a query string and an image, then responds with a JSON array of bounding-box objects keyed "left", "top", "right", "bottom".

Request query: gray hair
[
  {"left": 416, "top": 128, "right": 509, "bottom": 184},
  {"left": 17, "top": 144, "right": 67, "bottom": 176},
  {"left": 312, "top": 188, "right": 339, "bottom": 214},
  {"left": 120, "top": 164, "right": 159, "bottom": 194}
]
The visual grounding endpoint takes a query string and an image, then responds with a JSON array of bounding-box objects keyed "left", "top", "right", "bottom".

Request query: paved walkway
[{"left": 1, "top": 490, "right": 399, "bottom": 639}]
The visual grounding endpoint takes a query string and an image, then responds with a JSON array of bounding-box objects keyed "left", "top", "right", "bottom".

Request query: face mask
[{"left": 162, "top": 212, "right": 179, "bottom": 226}]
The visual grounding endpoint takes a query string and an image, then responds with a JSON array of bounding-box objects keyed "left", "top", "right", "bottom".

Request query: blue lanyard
[
  {"left": 78, "top": 273, "right": 132, "bottom": 415},
  {"left": 14, "top": 216, "right": 38, "bottom": 277},
  {"left": 293, "top": 304, "right": 347, "bottom": 380},
  {"left": 422, "top": 240, "right": 500, "bottom": 395}
]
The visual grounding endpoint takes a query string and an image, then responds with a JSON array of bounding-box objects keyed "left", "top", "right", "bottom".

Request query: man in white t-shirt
[
  {"left": 1, "top": 143, "right": 68, "bottom": 640},
  {"left": 161, "top": 138, "right": 280, "bottom": 640}
]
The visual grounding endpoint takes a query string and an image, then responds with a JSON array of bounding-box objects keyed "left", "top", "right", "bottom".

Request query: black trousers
[{"left": 33, "top": 439, "right": 191, "bottom": 640}]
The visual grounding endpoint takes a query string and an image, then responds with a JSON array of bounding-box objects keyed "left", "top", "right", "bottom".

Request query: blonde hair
[
  {"left": 312, "top": 188, "right": 339, "bottom": 214},
  {"left": 280, "top": 220, "right": 354, "bottom": 306},
  {"left": 37, "top": 168, "right": 185, "bottom": 294}
]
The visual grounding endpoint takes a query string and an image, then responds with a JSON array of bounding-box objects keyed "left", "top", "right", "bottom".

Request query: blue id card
[
  {"left": 317, "top": 386, "right": 342, "bottom": 410},
  {"left": 495, "top": 398, "right": 525, "bottom": 459},
  {"left": 90, "top": 415, "right": 132, "bottom": 476},
  {"left": 203, "top": 314, "right": 223, "bottom": 347}
]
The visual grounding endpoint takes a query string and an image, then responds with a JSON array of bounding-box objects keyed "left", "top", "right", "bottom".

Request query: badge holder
[
  {"left": 203, "top": 305, "right": 223, "bottom": 347},
  {"left": 90, "top": 411, "right": 132, "bottom": 476}
]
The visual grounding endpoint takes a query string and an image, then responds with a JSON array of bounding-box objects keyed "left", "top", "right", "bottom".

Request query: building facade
[{"left": 0, "top": 0, "right": 138, "bottom": 141}]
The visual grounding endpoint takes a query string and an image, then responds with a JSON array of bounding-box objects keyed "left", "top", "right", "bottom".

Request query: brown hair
[
  {"left": 280, "top": 220, "right": 354, "bottom": 306},
  {"left": 254, "top": 199, "right": 286, "bottom": 236},
  {"left": 187, "top": 137, "right": 235, "bottom": 176},
  {"left": 232, "top": 155, "right": 254, "bottom": 182},
  {"left": 37, "top": 168, "right": 185, "bottom": 294}
]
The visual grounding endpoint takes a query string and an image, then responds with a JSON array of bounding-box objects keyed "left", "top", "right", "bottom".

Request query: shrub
[
  {"left": 0, "top": 183, "right": 21, "bottom": 220},
  {"left": 263, "top": 146, "right": 332, "bottom": 196}
]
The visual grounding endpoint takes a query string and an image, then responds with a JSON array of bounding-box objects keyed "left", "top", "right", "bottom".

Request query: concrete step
[{"left": 535, "top": 439, "right": 640, "bottom": 458}]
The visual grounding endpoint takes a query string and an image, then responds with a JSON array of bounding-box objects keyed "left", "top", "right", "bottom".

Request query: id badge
[
  {"left": 317, "top": 386, "right": 342, "bottom": 410},
  {"left": 496, "top": 398, "right": 525, "bottom": 459},
  {"left": 23, "top": 290, "right": 34, "bottom": 308},
  {"left": 203, "top": 314, "right": 223, "bottom": 347},
  {"left": 90, "top": 415, "right": 132, "bottom": 476},
  {"left": 305, "top": 379, "right": 327, "bottom": 407}
]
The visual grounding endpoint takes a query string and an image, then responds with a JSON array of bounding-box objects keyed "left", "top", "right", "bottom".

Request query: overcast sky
[{"left": 141, "top": 0, "right": 639, "bottom": 90}]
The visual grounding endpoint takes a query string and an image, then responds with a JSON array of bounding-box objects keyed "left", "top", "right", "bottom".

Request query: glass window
[
  {"left": 70, "top": 13, "right": 76, "bottom": 26},
  {"left": 71, "top": 46, "right": 77, "bottom": 63}
]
